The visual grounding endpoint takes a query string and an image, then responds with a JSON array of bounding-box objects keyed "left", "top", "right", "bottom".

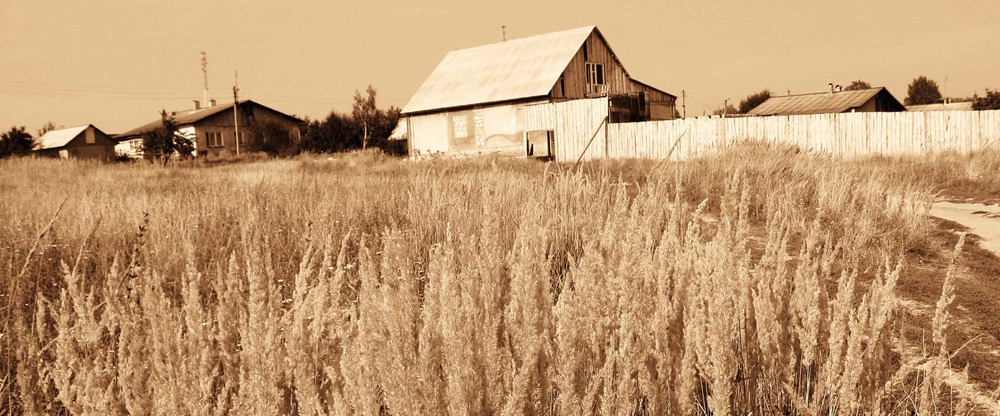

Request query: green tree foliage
[
  {"left": 905, "top": 76, "right": 943, "bottom": 106},
  {"left": 738, "top": 89, "right": 771, "bottom": 114},
  {"left": 0, "top": 126, "right": 36, "bottom": 158},
  {"left": 972, "top": 89, "right": 1000, "bottom": 110},
  {"left": 844, "top": 80, "right": 872, "bottom": 91},
  {"left": 301, "top": 84, "right": 402, "bottom": 154},
  {"left": 142, "top": 111, "right": 194, "bottom": 161}
]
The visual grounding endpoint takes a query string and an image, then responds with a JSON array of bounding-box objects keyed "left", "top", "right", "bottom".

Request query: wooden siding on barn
[{"left": 553, "top": 32, "right": 630, "bottom": 100}]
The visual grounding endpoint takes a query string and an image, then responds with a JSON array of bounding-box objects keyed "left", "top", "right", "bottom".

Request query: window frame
[
  {"left": 586, "top": 62, "right": 605, "bottom": 86},
  {"left": 206, "top": 131, "right": 224, "bottom": 148}
]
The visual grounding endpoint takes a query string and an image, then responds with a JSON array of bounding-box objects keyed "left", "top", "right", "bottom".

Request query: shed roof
[
  {"left": 36, "top": 125, "right": 90, "bottom": 150},
  {"left": 403, "top": 26, "right": 606, "bottom": 115},
  {"left": 748, "top": 87, "right": 896, "bottom": 116},
  {"left": 117, "top": 100, "right": 300, "bottom": 138}
]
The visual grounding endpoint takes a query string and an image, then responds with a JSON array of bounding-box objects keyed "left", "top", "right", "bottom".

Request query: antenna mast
[{"left": 201, "top": 51, "right": 209, "bottom": 107}]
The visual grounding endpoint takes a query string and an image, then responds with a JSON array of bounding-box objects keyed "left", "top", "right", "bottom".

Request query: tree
[
  {"left": 301, "top": 85, "right": 401, "bottom": 154},
  {"left": 972, "top": 89, "right": 1000, "bottom": 110},
  {"left": 738, "top": 89, "right": 771, "bottom": 114},
  {"left": 353, "top": 85, "right": 379, "bottom": 150},
  {"left": 905, "top": 76, "right": 943, "bottom": 105},
  {"left": 844, "top": 80, "right": 872, "bottom": 91},
  {"left": 142, "top": 110, "right": 194, "bottom": 161},
  {"left": 0, "top": 126, "right": 35, "bottom": 158},
  {"left": 37, "top": 121, "right": 59, "bottom": 137},
  {"left": 712, "top": 104, "right": 738, "bottom": 116},
  {"left": 246, "top": 120, "right": 299, "bottom": 157}
]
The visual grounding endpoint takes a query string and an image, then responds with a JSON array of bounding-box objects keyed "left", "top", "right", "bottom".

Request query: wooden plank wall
[
  {"left": 525, "top": 98, "right": 609, "bottom": 162},
  {"left": 533, "top": 102, "right": 1000, "bottom": 161}
]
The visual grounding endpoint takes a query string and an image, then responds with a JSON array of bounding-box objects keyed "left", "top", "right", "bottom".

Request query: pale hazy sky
[{"left": 2, "top": 0, "right": 998, "bottom": 134}]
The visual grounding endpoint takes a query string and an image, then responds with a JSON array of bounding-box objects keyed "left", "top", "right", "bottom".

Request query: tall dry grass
[{"left": 0, "top": 144, "right": 994, "bottom": 414}]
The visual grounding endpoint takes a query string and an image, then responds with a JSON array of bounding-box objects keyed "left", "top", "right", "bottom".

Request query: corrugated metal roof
[
  {"left": 402, "top": 26, "right": 597, "bottom": 115},
  {"left": 36, "top": 125, "right": 89, "bottom": 150},
  {"left": 116, "top": 100, "right": 301, "bottom": 139},
  {"left": 117, "top": 101, "right": 249, "bottom": 138},
  {"left": 748, "top": 88, "right": 887, "bottom": 116},
  {"left": 906, "top": 102, "right": 974, "bottom": 112}
]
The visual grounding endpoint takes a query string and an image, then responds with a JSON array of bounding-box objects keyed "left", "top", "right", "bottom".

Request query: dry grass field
[{"left": 2, "top": 144, "right": 1000, "bottom": 415}]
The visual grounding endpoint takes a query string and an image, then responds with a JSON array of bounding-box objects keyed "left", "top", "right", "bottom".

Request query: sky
[{"left": 2, "top": 0, "right": 999, "bottom": 134}]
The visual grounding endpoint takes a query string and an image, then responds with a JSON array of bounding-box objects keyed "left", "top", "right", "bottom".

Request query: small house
[
  {"left": 115, "top": 100, "right": 303, "bottom": 158},
  {"left": 399, "top": 25, "right": 677, "bottom": 156},
  {"left": 35, "top": 125, "right": 117, "bottom": 161},
  {"left": 748, "top": 87, "right": 905, "bottom": 116},
  {"left": 905, "top": 101, "right": 974, "bottom": 112}
]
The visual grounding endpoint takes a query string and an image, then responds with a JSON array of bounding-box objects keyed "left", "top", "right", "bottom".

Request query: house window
[
  {"left": 586, "top": 62, "right": 605, "bottom": 86},
  {"left": 452, "top": 114, "right": 468, "bottom": 139},
  {"left": 473, "top": 110, "right": 486, "bottom": 146},
  {"left": 207, "top": 132, "right": 224, "bottom": 147},
  {"left": 236, "top": 131, "right": 247, "bottom": 145}
]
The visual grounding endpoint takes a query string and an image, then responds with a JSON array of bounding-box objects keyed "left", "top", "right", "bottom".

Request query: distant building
[
  {"left": 748, "top": 87, "right": 906, "bottom": 116},
  {"left": 35, "top": 125, "right": 117, "bottom": 161},
  {"left": 906, "top": 101, "right": 974, "bottom": 112},
  {"left": 115, "top": 100, "right": 303, "bottom": 158},
  {"left": 399, "top": 25, "right": 677, "bottom": 156}
]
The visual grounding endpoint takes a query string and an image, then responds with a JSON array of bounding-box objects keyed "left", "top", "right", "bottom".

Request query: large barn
[
  {"left": 34, "top": 125, "right": 117, "bottom": 161},
  {"left": 400, "top": 25, "right": 677, "bottom": 157}
]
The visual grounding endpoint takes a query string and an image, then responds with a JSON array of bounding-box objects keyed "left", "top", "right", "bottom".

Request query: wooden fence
[{"left": 524, "top": 98, "right": 1000, "bottom": 162}]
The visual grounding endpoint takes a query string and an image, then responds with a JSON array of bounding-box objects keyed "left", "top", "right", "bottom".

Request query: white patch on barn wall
[{"left": 409, "top": 114, "right": 450, "bottom": 154}]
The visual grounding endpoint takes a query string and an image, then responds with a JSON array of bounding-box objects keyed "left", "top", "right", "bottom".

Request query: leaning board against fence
[{"left": 526, "top": 98, "right": 1000, "bottom": 161}]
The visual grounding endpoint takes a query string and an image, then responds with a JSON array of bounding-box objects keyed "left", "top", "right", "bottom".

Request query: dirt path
[{"left": 929, "top": 201, "right": 1000, "bottom": 256}]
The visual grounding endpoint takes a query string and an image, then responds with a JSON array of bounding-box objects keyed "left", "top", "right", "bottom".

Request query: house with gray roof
[
  {"left": 399, "top": 25, "right": 676, "bottom": 156},
  {"left": 34, "top": 125, "right": 117, "bottom": 161},
  {"left": 747, "top": 87, "right": 905, "bottom": 116},
  {"left": 115, "top": 100, "right": 303, "bottom": 158}
]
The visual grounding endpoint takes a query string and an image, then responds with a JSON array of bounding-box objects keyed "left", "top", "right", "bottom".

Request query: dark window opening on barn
[
  {"left": 582, "top": 41, "right": 589, "bottom": 61},
  {"left": 586, "top": 63, "right": 606, "bottom": 96},
  {"left": 207, "top": 132, "right": 223, "bottom": 147},
  {"left": 237, "top": 131, "right": 247, "bottom": 145}
]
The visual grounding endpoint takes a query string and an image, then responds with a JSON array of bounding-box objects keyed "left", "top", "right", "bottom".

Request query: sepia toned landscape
[
  {"left": 4, "top": 1, "right": 1000, "bottom": 415},
  {"left": 2, "top": 144, "right": 1000, "bottom": 414}
]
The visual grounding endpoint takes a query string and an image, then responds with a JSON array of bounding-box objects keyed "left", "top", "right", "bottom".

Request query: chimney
[
  {"left": 828, "top": 83, "right": 834, "bottom": 95},
  {"left": 210, "top": 98, "right": 217, "bottom": 107},
  {"left": 835, "top": 85, "right": 842, "bottom": 92},
  {"left": 193, "top": 100, "right": 201, "bottom": 110}
]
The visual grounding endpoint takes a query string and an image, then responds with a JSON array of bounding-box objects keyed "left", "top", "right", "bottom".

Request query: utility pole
[
  {"left": 233, "top": 70, "right": 240, "bottom": 155},
  {"left": 681, "top": 90, "right": 686, "bottom": 118}
]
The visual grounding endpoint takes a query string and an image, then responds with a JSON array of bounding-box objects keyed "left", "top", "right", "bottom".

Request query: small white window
[{"left": 452, "top": 115, "right": 468, "bottom": 139}]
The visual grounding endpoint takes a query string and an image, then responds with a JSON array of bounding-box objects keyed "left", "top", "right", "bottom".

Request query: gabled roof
[
  {"left": 36, "top": 125, "right": 90, "bottom": 150},
  {"left": 117, "top": 100, "right": 302, "bottom": 138},
  {"left": 906, "top": 102, "right": 974, "bottom": 112},
  {"left": 403, "top": 26, "right": 607, "bottom": 115},
  {"left": 748, "top": 87, "right": 900, "bottom": 116}
]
